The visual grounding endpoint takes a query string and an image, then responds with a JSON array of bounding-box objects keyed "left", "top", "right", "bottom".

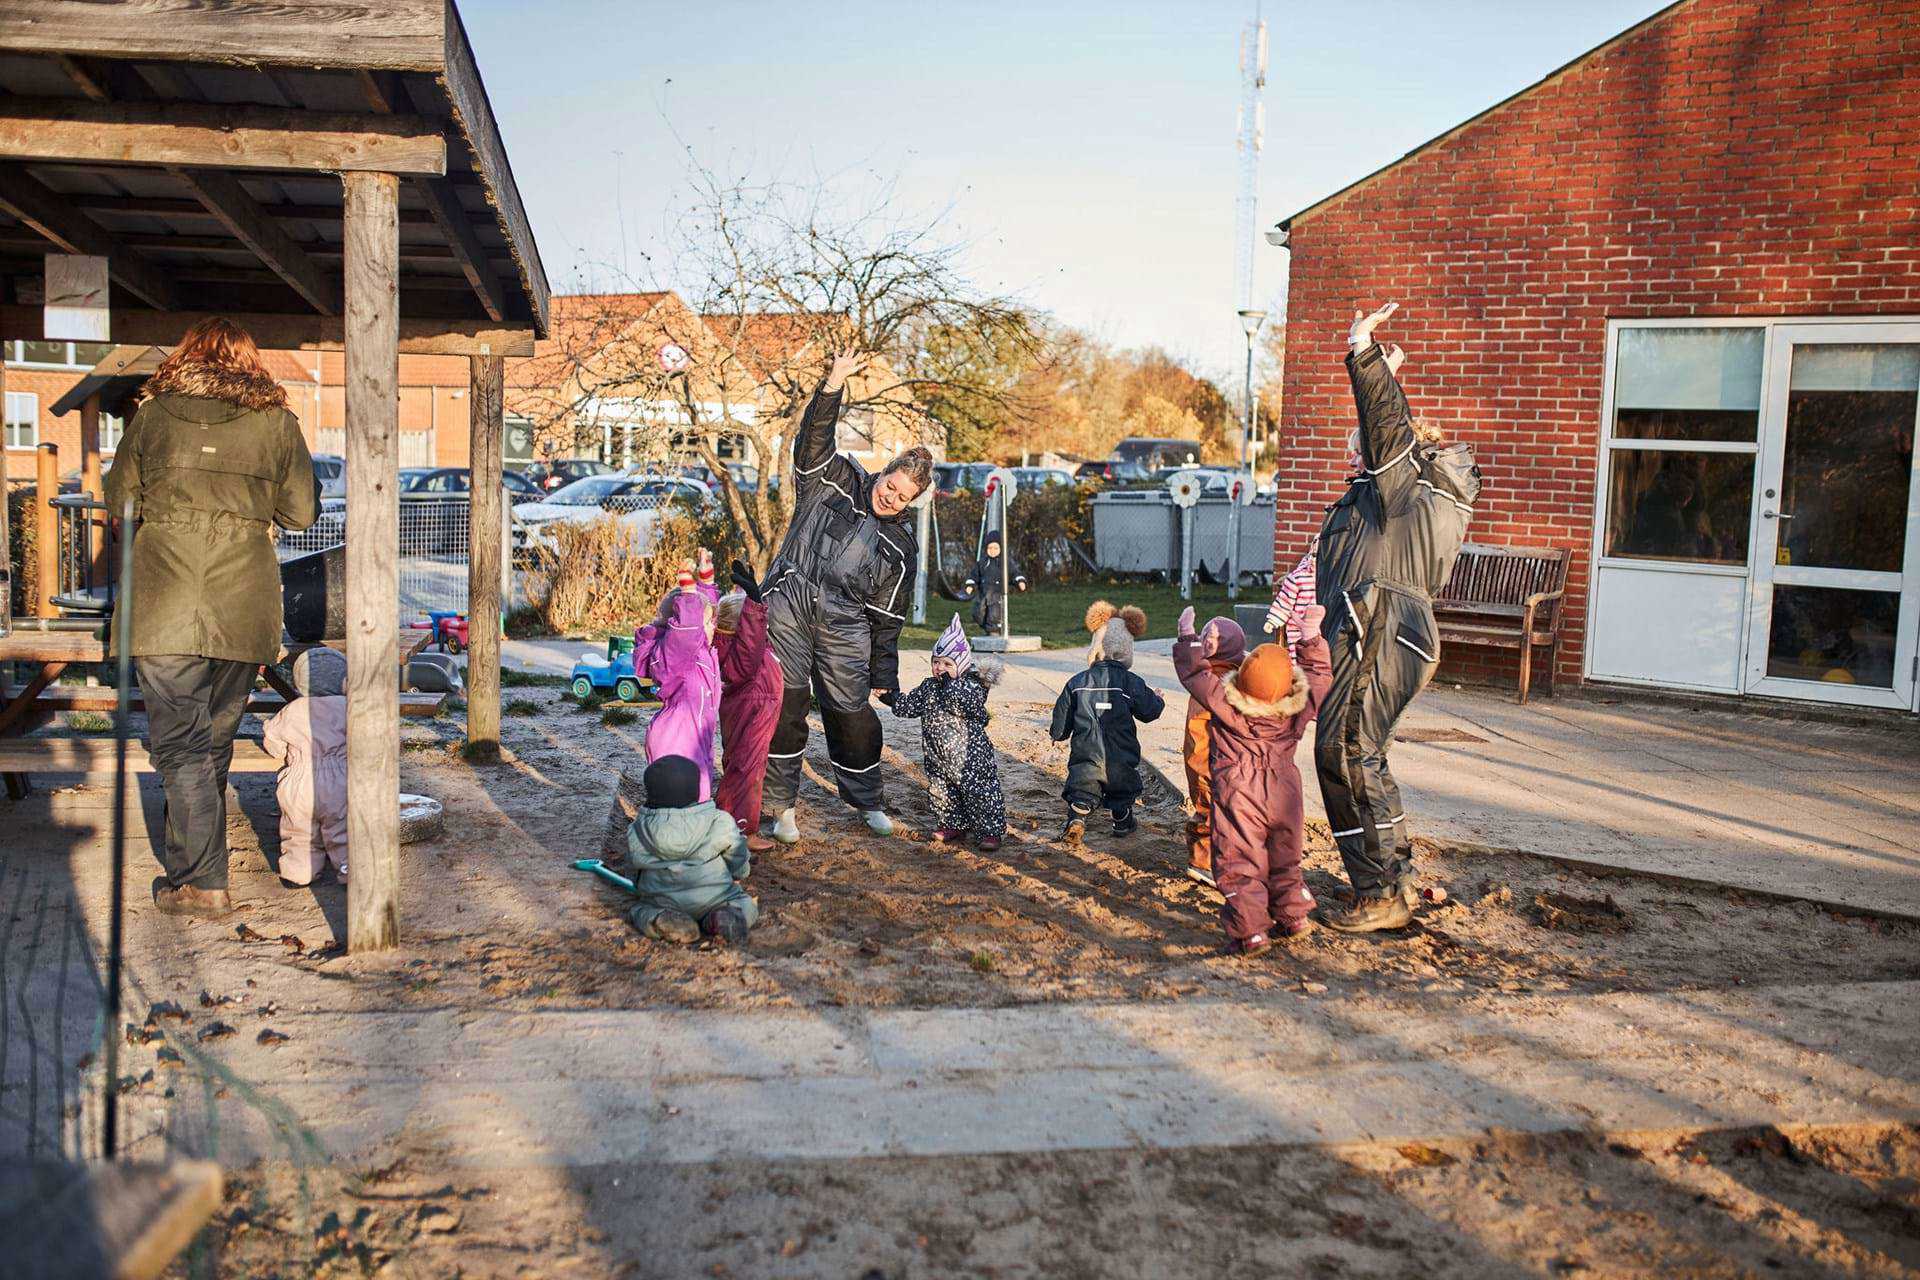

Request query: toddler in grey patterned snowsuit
[{"left": 891, "top": 617, "right": 1008, "bottom": 849}]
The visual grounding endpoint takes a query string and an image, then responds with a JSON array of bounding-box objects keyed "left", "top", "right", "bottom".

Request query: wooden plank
[
  {"left": 0, "top": 98, "right": 447, "bottom": 177},
  {"left": 8, "top": 686, "right": 446, "bottom": 716},
  {"left": 0, "top": 163, "right": 177, "bottom": 309},
  {"left": 0, "top": 0, "right": 447, "bottom": 72},
  {"left": 342, "top": 169, "right": 402, "bottom": 954},
  {"left": 0, "top": 1157, "right": 222, "bottom": 1280},
  {"left": 0, "top": 630, "right": 105, "bottom": 664},
  {"left": 466, "top": 353, "right": 504, "bottom": 758},
  {"left": 170, "top": 168, "right": 343, "bottom": 316},
  {"left": 0, "top": 304, "right": 534, "bottom": 356},
  {"left": 69, "top": 193, "right": 440, "bottom": 228},
  {"left": 0, "top": 662, "right": 65, "bottom": 737},
  {"left": 79, "top": 394, "right": 103, "bottom": 568},
  {"left": 438, "top": 10, "right": 549, "bottom": 333},
  {"left": 0, "top": 736, "right": 277, "bottom": 773}
]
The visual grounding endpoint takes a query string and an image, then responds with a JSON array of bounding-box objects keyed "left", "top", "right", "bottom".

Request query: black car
[
  {"left": 400, "top": 467, "right": 542, "bottom": 553},
  {"left": 527, "top": 458, "right": 615, "bottom": 493}
]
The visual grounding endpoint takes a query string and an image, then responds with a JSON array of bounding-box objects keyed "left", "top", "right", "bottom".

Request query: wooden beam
[
  {"left": 465, "top": 354, "right": 504, "bottom": 760},
  {"left": 0, "top": 736, "right": 277, "bottom": 774},
  {"left": 0, "top": 1, "right": 449, "bottom": 72},
  {"left": 342, "top": 169, "right": 401, "bottom": 954},
  {"left": 69, "top": 193, "right": 441, "bottom": 228},
  {"left": 51, "top": 54, "right": 112, "bottom": 103},
  {"left": 439, "top": 13, "right": 548, "bottom": 334},
  {"left": 170, "top": 168, "right": 343, "bottom": 315},
  {"left": 0, "top": 304, "right": 534, "bottom": 356},
  {"left": 0, "top": 98, "right": 447, "bottom": 176},
  {"left": 0, "top": 164, "right": 176, "bottom": 309},
  {"left": 79, "top": 393, "right": 102, "bottom": 565}
]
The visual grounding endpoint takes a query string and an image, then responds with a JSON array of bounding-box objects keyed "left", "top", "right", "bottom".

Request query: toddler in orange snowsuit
[
  {"left": 1174, "top": 603, "right": 1331, "bottom": 955},
  {"left": 1180, "top": 615, "right": 1245, "bottom": 888}
]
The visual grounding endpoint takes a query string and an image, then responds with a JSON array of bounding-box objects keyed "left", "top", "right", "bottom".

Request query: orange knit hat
[{"left": 1236, "top": 642, "right": 1296, "bottom": 704}]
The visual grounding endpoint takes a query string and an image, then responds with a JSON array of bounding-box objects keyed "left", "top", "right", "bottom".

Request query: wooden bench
[
  {"left": 1433, "top": 542, "right": 1573, "bottom": 704},
  {"left": 6, "top": 686, "right": 449, "bottom": 718},
  {"left": 0, "top": 735, "right": 279, "bottom": 775}
]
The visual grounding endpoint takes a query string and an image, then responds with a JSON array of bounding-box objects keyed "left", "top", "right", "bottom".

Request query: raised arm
[
  {"left": 1346, "top": 303, "right": 1419, "bottom": 508},
  {"left": 788, "top": 350, "right": 865, "bottom": 502},
  {"left": 1173, "top": 631, "right": 1244, "bottom": 732},
  {"left": 1296, "top": 631, "right": 1334, "bottom": 722},
  {"left": 718, "top": 596, "right": 770, "bottom": 688}
]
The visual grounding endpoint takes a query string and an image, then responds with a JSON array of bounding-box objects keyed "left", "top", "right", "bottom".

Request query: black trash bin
[{"left": 281, "top": 544, "right": 345, "bottom": 643}]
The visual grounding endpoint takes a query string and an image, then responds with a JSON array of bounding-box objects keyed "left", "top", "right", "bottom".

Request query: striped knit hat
[{"left": 932, "top": 615, "right": 974, "bottom": 675}]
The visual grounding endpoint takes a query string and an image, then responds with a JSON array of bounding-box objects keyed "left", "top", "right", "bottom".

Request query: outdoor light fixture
[
  {"left": 1265, "top": 223, "right": 1290, "bottom": 248},
  {"left": 1235, "top": 308, "right": 1267, "bottom": 477}
]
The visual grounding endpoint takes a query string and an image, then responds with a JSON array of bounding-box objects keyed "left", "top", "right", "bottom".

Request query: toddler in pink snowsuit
[
  {"left": 714, "top": 560, "right": 782, "bottom": 851},
  {"left": 632, "top": 565, "right": 722, "bottom": 800},
  {"left": 261, "top": 648, "right": 349, "bottom": 885}
]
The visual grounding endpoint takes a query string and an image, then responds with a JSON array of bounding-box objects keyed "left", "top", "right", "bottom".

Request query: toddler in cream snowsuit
[{"left": 261, "top": 648, "right": 348, "bottom": 885}]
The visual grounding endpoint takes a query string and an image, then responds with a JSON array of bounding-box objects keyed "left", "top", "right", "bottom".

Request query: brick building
[{"left": 1268, "top": 0, "right": 1920, "bottom": 711}]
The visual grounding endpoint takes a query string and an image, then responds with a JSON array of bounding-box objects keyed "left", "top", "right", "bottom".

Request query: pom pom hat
[{"left": 1085, "top": 600, "right": 1148, "bottom": 668}]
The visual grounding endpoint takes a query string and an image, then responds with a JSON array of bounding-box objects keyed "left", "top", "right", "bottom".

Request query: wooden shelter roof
[{"left": 0, "top": 0, "right": 548, "bottom": 354}]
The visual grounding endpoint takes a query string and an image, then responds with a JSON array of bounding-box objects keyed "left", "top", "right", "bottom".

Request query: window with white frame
[
  {"left": 1603, "top": 327, "right": 1764, "bottom": 567},
  {"left": 100, "top": 412, "right": 125, "bottom": 454},
  {"left": 4, "top": 391, "right": 37, "bottom": 449},
  {"left": 3, "top": 340, "right": 114, "bottom": 369}
]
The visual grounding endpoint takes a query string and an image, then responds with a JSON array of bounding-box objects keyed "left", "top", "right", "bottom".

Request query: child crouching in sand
[
  {"left": 1174, "top": 603, "right": 1330, "bottom": 956},
  {"left": 627, "top": 755, "right": 756, "bottom": 945},
  {"left": 890, "top": 617, "right": 1008, "bottom": 850}
]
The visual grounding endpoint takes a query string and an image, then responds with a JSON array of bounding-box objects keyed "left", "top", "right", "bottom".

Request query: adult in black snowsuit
[
  {"left": 1314, "top": 303, "right": 1481, "bottom": 933},
  {"left": 763, "top": 350, "right": 932, "bottom": 842},
  {"left": 965, "top": 530, "right": 1027, "bottom": 633}
]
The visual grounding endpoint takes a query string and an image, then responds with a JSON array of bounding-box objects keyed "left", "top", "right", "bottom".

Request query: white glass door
[{"left": 1745, "top": 324, "right": 1920, "bottom": 708}]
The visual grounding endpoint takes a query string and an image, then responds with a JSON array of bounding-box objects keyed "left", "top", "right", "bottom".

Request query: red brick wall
[{"left": 1272, "top": 0, "right": 1920, "bottom": 688}]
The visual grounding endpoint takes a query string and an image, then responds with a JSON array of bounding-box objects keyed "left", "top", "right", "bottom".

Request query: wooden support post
[
  {"left": 342, "top": 171, "right": 401, "bottom": 954},
  {"left": 35, "top": 442, "right": 57, "bottom": 617},
  {"left": 79, "top": 392, "right": 103, "bottom": 566},
  {"left": 465, "top": 353, "right": 504, "bottom": 761}
]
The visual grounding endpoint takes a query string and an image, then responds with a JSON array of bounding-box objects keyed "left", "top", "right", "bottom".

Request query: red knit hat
[{"left": 1237, "top": 642, "right": 1295, "bottom": 704}]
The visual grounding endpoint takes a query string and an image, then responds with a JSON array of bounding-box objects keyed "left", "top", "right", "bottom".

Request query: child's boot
[
  {"left": 771, "top": 808, "right": 801, "bottom": 845},
  {"left": 702, "top": 906, "right": 750, "bottom": 946},
  {"left": 976, "top": 833, "right": 1002, "bottom": 852},
  {"left": 1110, "top": 804, "right": 1138, "bottom": 837},
  {"left": 932, "top": 827, "right": 967, "bottom": 844},
  {"left": 634, "top": 905, "right": 699, "bottom": 944},
  {"left": 1230, "top": 932, "right": 1272, "bottom": 957}
]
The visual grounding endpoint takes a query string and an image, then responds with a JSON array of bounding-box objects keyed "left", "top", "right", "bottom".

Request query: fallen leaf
[
  {"left": 124, "top": 1022, "right": 162, "bottom": 1046},
  {"left": 1301, "top": 981, "right": 1330, "bottom": 995},
  {"left": 780, "top": 1238, "right": 804, "bottom": 1258},
  {"left": 1398, "top": 1143, "right": 1459, "bottom": 1168},
  {"left": 196, "top": 1021, "right": 237, "bottom": 1043},
  {"left": 148, "top": 1000, "right": 190, "bottom": 1023},
  {"left": 257, "top": 1028, "right": 290, "bottom": 1047},
  {"left": 415, "top": 1206, "right": 461, "bottom": 1235},
  {"left": 278, "top": 934, "right": 306, "bottom": 954},
  {"left": 156, "top": 1047, "right": 185, "bottom": 1067},
  {"left": 235, "top": 924, "right": 267, "bottom": 943}
]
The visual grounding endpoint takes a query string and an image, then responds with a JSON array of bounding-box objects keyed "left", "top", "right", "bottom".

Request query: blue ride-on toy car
[{"left": 570, "top": 635, "right": 648, "bottom": 703}]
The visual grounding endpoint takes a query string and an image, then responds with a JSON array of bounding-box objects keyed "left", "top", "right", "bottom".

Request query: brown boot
[
  {"left": 1322, "top": 891, "right": 1413, "bottom": 934},
  {"left": 154, "top": 885, "right": 235, "bottom": 919}
]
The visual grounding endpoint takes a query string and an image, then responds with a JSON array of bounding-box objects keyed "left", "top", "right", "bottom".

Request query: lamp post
[{"left": 1236, "top": 308, "right": 1266, "bottom": 475}]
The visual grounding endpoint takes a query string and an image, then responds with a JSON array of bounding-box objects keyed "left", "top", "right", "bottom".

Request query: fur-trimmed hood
[
  {"left": 139, "top": 360, "right": 290, "bottom": 413},
  {"left": 1220, "top": 665, "right": 1309, "bottom": 719},
  {"left": 968, "top": 657, "right": 1005, "bottom": 689}
]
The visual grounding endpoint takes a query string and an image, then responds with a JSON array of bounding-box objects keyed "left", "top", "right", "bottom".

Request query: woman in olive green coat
[{"left": 105, "top": 318, "right": 318, "bottom": 918}]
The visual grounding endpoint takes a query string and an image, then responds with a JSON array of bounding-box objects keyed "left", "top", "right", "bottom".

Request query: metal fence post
[
  {"left": 913, "top": 499, "right": 929, "bottom": 625},
  {"left": 1179, "top": 504, "right": 1193, "bottom": 601},
  {"left": 1227, "top": 477, "right": 1244, "bottom": 601}
]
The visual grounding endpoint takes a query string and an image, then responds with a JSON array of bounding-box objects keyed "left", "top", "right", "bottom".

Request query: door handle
[{"left": 1763, "top": 510, "right": 1794, "bottom": 520}]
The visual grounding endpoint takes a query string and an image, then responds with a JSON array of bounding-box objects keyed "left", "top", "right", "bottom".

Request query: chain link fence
[{"left": 276, "top": 495, "right": 515, "bottom": 622}]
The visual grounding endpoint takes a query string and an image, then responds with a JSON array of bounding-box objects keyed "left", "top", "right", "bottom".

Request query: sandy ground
[{"left": 7, "top": 689, "right": 1920, "bottom": 1277}]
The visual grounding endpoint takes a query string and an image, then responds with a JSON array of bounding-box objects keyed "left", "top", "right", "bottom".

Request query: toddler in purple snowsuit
[{"left": 632, "top": 565, "right": 722, "bottom": 800}]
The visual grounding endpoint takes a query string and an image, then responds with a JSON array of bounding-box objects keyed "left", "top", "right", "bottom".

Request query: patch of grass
[
  {"left": 968, "top": 950, "right": 996, "bottom": 974},
  {"left": 500, "top": 669, "right": 567, "bottom": 688},
  {"left": 504, "top": 698, "right": 542, "bottom": 717},
  {"left": 901, "top": 581, "right": 1243, "bottom": 650},
  {"left": 601, "top": 705, "right": 638, "bottom": 727},
  {"left": 572, "top": 689, "right": 609, "bottom": 713},
  {"left": 458, "top": 739, "right": 501, "bottom": 763},
  {"left": 66, "top": 711, "right": 113, "bottom": 732}
]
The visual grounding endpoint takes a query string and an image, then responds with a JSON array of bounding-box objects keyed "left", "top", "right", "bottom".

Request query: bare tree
[{"left": 535, "top": 160, "right": 1042, "bottom": 570}]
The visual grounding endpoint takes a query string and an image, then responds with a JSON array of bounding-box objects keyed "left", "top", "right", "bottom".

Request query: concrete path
[
  {"left": 121, "top": 980, "right": 1920, "bottom": 1168},
  {"left": 882, "top": 644, "right": 1920, "bottom": 920}
]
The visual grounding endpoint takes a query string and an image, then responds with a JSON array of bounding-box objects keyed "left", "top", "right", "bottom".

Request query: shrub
[
  {"left": 6, "top": 483, "right": 39, "bottom": 616},
  {"left": 503, "top": 698, "right": 541, "bottom": 717},
  {"left": 930, "top": 482, "right": 1094, "bottom": 585},
  {"left": 531, "top": 510, "right": 706, "bottom": 636},
  {"left": 601, "top": 705, "right": 638, "bottom": 727}
]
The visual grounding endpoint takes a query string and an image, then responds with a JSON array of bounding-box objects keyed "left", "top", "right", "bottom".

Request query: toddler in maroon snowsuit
[
  {"left": 1174, "top": 603, "right": 1332, "bottom": 955},
  {"left": 715, "top": 561, "right": 783, "bottom": 852}
]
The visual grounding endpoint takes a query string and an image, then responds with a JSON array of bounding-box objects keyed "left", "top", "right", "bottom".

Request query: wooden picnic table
[{"left": 0, "top": 1157, "right": 221, "bottom": 1280}]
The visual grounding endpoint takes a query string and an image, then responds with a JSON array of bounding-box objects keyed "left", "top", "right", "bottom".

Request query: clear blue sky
[{"left": 463, "top": 0, "right": 1675, "bottom": 380}]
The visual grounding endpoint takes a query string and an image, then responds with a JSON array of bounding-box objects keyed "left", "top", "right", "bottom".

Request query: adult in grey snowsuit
[
  {"left": 1314, "top": 303, "right": 1480, "bottom": 932},
  {"left": 763, "top": 351, "right": 931, "bottom": 840}
]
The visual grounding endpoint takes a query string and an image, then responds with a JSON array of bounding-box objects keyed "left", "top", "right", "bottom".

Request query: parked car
[
  {"left": 512, "top": 474, "right": 698, "bottom": 554},
  {"left": 1112, "top": 436, "right": 1203, "bottom": 473},
  {"left": 402, "top": 466, "right": 543, "bottom": 504},
  {"left": 1077, "top": 458, "right": 1152, "bottom": 485},
  {"left": 1148, "top": 466, "right": 1234, "bottom": 494},
  {"left": 1012, "top": 466, "right": 1074, "bottom": 490},
  {"left": 933, "top": 462, "right": 996, "bottom": 495},
  {"left": 527, "top": 458, "right": 615, "bottom": 493},
  {"left": 311, "top": 452, "right": 346, "bottom": 499}
]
